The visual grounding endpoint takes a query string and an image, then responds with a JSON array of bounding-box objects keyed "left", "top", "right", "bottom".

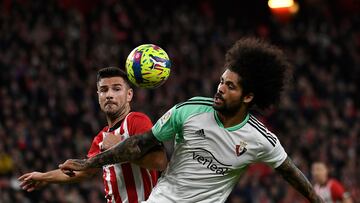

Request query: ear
[
  {"left": 243, "top": 93, "right": 254, "bottom": 104},
  {"left": 127, "top": 88, "right": 133, "bottom": 102}
]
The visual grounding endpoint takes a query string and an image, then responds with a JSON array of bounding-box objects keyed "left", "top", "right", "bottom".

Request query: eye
[
  {"left": 99, "top": 87, "right": 108, "bottom": 93},
  {"left": 113, "top": 87, "right": 121, "bottom": 91},
  {"left": 228, "top": 84, "right": 235, "bottom": 90}
]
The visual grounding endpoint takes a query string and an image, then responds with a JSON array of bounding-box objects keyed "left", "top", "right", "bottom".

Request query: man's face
[
  {"left": 97, "top": 77, "right": 133, "bottom": 117},
  {"left": 213, "top": 69, "right": 246, "bottom": 113},
  {"left": 311, "top": 163, "right": 328, "bottom": 184}
]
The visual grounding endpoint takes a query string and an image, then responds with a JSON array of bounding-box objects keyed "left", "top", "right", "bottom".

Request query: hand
[
  {"left": 102, "top": 132, "right": 122, "bottom": 150},
  {"left": 18, "top": 172, "right": 48, "bottom": 192},
  {"left": 59, "top": 159, "right": 89, "bottom": 172}
]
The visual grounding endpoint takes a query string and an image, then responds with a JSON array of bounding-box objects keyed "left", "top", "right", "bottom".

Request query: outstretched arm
[
  {"left": 59, "top": 130, "right": 162, "bottom": 171},
  {"left": 275, "top": 157, "right": 324, "bottom": 203},
  {"left": 18, "top": 168, "right": 98, "bottom": 192}
]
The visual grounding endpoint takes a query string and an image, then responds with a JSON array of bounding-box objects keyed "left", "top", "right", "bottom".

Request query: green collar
[{"left": 214, "top": 112, "right": 249, "bottom": 131}]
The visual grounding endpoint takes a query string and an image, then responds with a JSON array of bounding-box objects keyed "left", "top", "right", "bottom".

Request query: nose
[
  {"left": 218, "top": 83, "right": 225, "bottom": 94},
  {"left": 105, "top": 89, "right": 114, "bottom": 99}
]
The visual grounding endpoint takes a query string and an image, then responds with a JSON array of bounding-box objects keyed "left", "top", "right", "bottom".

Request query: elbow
[{"left": 152, "top": 156, "right": 168, "bottom": 171}]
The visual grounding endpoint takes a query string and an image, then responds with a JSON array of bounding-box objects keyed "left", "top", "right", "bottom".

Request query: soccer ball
[{"left": 126, "top": 44, "right": 171, "bottom": 88}]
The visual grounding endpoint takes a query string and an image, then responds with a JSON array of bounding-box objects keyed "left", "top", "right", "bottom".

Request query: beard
[
  {"left": 102, "top": 103, "right": 122, "bottom": 122},
  {"left": 105, "top": 110, "right": 121, "bottom": 122},
  {"left": 213, "top": 94, "right": 244, "bottom": 116}
]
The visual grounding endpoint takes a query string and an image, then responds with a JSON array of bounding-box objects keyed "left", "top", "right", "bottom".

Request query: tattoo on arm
[
  {"left": 86, "top": 131, "right": 162, "bottom": 168},
  {"left": 276, "top": 157, "right": 323, "bottom": 203}
]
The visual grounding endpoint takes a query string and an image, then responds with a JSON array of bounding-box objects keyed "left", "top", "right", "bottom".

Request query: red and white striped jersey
[
  {"left": 314, "top": 179, "right": 350, "bottom": 203},
  {"left": 88, "top": 112, "right": 158, "bottom": 203}
]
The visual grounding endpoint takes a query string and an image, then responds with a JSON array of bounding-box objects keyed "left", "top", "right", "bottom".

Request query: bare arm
[
  {"left": 275, "top": 157, "right": 324, "bottom": 203},
  {"left": 18, "top": 168, "right": 98, "bottom": 192},
  {"left": 343, "top": 196, "right": 353, "bottom": 203},
  {"left": 132, "top": 148, "right": 168, "bottom": 171},
  {"left": 59, "top": 130, "right": 162, "bottom": 171}
]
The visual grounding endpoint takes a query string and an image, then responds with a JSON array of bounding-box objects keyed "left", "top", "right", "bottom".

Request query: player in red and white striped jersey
[
  {"left": 19, "top": 67, "right": 167, "bottom": 203},
  {"left": 88, "top": 112, "right": 159, "bottom": 203},
  {"left": 312, "top": 162, "right": 352, "bottom": 203}
]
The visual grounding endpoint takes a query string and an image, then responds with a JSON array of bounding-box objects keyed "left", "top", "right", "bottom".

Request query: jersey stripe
[
  {"left": 248, "top": 120, "right": 276, "bottom": 147},
  {"left": 103, "top": 167, "right": 114, "bottom": 203},
  {"left": 121, "top": 163, "right": 138, "bottom": 203},
  {"left": 131, "top": 164, "right": 145, "bottom": 202},
  {"left": 176, "top": 102, "right": 213, "bottom": 109},
  {"left": 110, "top": 166, "right": 122, "bottom": 203},
  {"left": 140, "top": 168, "right": 153, "bottom": 199},
  {"left": 188, "top": 98, "right": 214, "bottom": 102},
  {"left": 114, "top": 164, "right": 128, "bottom": 203},
  {"left": 249, "top": 116, "right": 277, "bottom": 145}
]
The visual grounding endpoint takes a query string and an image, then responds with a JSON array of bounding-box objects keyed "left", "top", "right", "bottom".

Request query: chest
[
  {"left": 180, "top": 114, "right": 258, "bottom": 168},
  {"left": 315, "top": 185, "right": 334, "bottom": 203}
]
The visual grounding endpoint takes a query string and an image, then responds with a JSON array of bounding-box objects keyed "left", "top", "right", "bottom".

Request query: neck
[
  {"left": 216, "top": 106, "right": 248, "bottom": 128},
  {"left": 106, "top": 105, "right": 131, "bottom": 128}
]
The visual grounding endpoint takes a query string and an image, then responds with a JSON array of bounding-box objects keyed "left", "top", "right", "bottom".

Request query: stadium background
[{"left": 0, "top": 0, "right": 359, "bottom": 202}]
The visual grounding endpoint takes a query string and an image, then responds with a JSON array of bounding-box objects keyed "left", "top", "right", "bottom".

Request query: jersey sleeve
[
  {"left": 127, "top": 112, "right": 153, "bottom": 136},
  {"left": 87, "top": 132, "right": 103, "bottom": 158},
  {"left": 256, "top": 133, "right": 287, "bottom": 168},
  {"left": 152, "top": 106, "right": 180, "bottom": 142},
  {"left": 152, "top": 97, "right": 214, "bottom": 142},
  {"left": 330, "top": 179, "right": 347, "bottom": 201}
]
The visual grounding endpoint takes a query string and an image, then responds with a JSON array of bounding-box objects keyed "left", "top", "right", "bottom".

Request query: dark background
[{"left": 0, "top": 0, "right": 359, "bottom": 202}]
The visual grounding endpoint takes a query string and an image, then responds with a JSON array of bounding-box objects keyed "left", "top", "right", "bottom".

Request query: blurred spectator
[{"left": 312, "top": 161, "right": 353, "bottom": 203}]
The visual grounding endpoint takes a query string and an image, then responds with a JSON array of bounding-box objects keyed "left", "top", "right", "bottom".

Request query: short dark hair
[
  {"left": 225, "top": 37, "right": 292, "bottom": 109},
  {"left": 96, "top": 67, "right": 132, "bottom": 88}
]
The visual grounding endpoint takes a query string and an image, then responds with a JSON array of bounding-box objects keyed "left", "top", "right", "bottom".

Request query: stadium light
[{"left": 268, "top": 0, "right": 299, "bottom": 23}]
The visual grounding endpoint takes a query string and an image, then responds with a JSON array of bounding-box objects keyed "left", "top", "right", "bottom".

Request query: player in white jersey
[{"left": 60, "top": 38, "right": 324, "bottom": 203}]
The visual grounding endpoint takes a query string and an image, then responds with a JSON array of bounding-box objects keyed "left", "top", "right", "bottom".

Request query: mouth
[
  {"left": 105, "top": 102, "right": 117, "bottom": 106},
  {"left": 214, "top": 93, "right": 224, "bottom": 104}
]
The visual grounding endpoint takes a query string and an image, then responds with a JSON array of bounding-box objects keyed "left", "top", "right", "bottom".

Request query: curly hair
[{"left": 225, "top": 37, "right": 292, "bottom": 109}]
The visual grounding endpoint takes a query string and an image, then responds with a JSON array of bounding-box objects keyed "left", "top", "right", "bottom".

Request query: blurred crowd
[{"left": 0, "top": 0, "right": 359, "bottom": 202}]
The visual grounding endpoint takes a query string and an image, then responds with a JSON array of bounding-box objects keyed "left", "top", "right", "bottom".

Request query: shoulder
[
  {"left": 169, "top": 96, "right": 214, "bottom": 123},
  {"left": 174, "top": 97, "right": 214, "bottom": 115},
  {"left": 247, "top": 114, "right": 279, "bottom": 148},
  {"left": 127, "top": 112, "right": 153, "bottom": 135},
  {"left": 127, "top": 112, "right": 152, "bottom": 124},
  {"left": 328, "top": 178, "right": 347, "bottom": 198},
  {"left": 329, "top": 179, "right": 345, "bottom": 189},
  {"left": 175, "top": 96, "right": 214, "bottom": 109}
]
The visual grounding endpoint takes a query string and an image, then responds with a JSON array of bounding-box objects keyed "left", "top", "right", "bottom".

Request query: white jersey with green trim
[{"left": 144, "top": 97, "right": 287, "bottom": 203}]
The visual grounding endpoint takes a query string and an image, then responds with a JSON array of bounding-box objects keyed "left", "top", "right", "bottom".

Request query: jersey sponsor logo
[
  {"left": 192, "top": 148, "right": 232, "bottom": 175},
  {"left": 159, "top": 109, "right": 172, "bottom": 126},
  {"left": 235, "top": 141, "right": 247, "bottom": 156}
]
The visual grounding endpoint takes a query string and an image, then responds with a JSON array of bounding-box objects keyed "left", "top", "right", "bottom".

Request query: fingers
[
  {"left": 22, "top": 182, "right": 35, "bottom": 192},
  {"left": 20, "top": 178, "right": 38, "bottom": 192},
  {"left": 18, "top": 173, "right": 30, "bottom": 181}
]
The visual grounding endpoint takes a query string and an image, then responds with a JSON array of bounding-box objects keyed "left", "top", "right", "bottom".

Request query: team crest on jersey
[{"left": 235, "top": 141, "right": 247, "bottom": 156}]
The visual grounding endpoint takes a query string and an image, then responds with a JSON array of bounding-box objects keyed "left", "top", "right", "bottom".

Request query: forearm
[
  {"left": 86, "top": 131, "right": 161, "bottom": 168},
  {"left": 42, "top": 169, "right": 93, "bottom": 184},
  {"left": 276, "top": 157, "right": 323, "bottom": 203}
]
